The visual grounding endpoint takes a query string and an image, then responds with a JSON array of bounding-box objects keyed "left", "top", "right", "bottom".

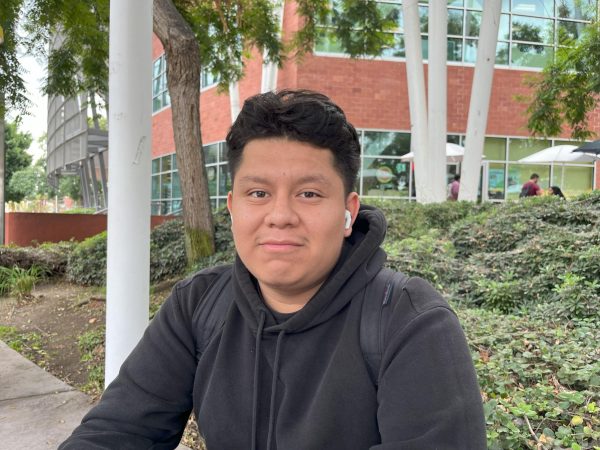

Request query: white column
[
  {"left": 229, "top": 82, "right": 241, "bottom": 123},
  {"left": 105, "top": 0, "right": 153, "bottom": 386},
  {"left": 427, "top": 1, "right": 448, "bottom": 202},
  {"left": 459, "top": 0, "right": 502, "bottom": 201},
  {"left": 261, "top": 2, "right": 285, "bottom": 93},
  {"left": 402, "top": 0, "right": 430, "bottom": 203}
]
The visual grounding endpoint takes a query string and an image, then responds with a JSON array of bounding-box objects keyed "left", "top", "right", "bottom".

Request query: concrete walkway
[{"left": 0, "top": 340, "right": 190, "bottom": 449}]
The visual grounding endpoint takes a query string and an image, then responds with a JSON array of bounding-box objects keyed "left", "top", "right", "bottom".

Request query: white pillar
[
  {"left": 427, "top": 1, "right": 448, "bottom": 203},
  {"left": 261, "top": 2, "right": 284, "bottom": 93},
  {"left": 459, "top": 0, "right": 502, "bottom": 201},
  {"left": 402, "top": 0, "right": 430, "bottom": 203},
  {"left": 105, "top": 0, "right": 153, "bottom": 386},
  {"left": 229, "top": 82, "right": 240, "bottom": 123}
]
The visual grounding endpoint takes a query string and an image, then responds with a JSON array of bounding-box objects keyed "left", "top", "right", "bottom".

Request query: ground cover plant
[{"left": 1, "top": 192, "right": 599, "bottom": 449}]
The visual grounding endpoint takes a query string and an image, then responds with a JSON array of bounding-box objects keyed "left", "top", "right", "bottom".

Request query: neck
[{"left": 258, "top": 282, "right": 324, "bottom": 314}]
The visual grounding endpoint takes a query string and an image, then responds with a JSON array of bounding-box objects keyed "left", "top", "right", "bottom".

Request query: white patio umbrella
[
  {"left": 518, "top": 144, "right": 597, "bottom": 190},
  {"left": 400, "top": 143, "right": 466, "bottom": 163},
  {"left": 517, "top": 144, "right": 597, "bottom": 164}
]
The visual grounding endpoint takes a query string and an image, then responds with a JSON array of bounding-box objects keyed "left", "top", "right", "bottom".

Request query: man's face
[{"left": 227, "top": 138, "right": 359, "bottom": 301}]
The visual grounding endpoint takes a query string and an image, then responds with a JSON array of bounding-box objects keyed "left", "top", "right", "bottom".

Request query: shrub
[
  {"left": 150, "top": 220, "right": 186, "bottom": 283},
  {"left": 66, "top": 232, "right": 108, "bottom": 285},
  {"left": 0, "top": 265, "right": 46, "bottom": 297},
  {"left": 0, "top": 242, "right": 74, "bottom": 276}
]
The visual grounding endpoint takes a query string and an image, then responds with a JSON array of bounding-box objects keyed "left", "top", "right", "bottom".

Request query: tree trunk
[{"left": 153, "top": 0, "right": 215, "bottom": 263}]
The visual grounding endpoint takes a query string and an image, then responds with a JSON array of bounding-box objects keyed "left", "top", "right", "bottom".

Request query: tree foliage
[
  {"left": 4, "top": 120, "right": 33, "bottom": 202},
  {"left": 0, "top": 0, "right": 29, "bottom": 116},
  {"left": 526, "top": 24, "right": 600, "bottom": 140}
]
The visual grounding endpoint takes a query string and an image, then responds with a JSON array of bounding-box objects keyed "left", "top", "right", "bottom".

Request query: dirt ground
[
  {"left": 0, "top": 279, "right": 203, "bottom": 449},
  {"left": 0, "top": 281, "right": 105, "bottom": 388}
]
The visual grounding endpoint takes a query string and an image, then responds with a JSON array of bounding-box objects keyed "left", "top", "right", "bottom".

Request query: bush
[
  {"left": 150, "top": 220, "right": 186, "bottom": 283},
  {"left": 66, "top": 232, "right": 108, "bottom": 285},
  {"left": 0, "top": 242, "right": 74, "bottom": 276}
]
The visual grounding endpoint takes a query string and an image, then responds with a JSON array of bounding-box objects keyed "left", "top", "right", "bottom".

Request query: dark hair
[
  {"left": 550, "top": 186, "right": 566, "bottom": 199},
  {"left": 454, "top": 174, "right": 461, "bottom": 181},
  {"left": 530, "top": 173, "right": 540, "bottom": 180},
  {"left": 226, "top": 90, "right": 361, "bottom": 194}
]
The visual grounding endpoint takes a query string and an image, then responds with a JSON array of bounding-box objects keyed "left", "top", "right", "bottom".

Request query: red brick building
[{"left": 150, "top": 1, "right": 600, "bottom": 214}]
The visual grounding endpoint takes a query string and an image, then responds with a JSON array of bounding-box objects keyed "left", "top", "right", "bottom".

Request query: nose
[{"left": 264, "top": 195, "right": 300, "bottom": 228}]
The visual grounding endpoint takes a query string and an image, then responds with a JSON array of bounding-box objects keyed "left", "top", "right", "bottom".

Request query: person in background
[
  {"left": 520, "top": 173, "right": 543, "bottom": 197},
  {"left": 447, "top": 174, "right": 461, "bottom": 201},
  {"left": 550, "top": 185, "right": 566, "bottom": 199}
]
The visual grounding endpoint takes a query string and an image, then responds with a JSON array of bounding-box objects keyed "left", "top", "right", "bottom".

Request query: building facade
[{"left": 151, "top": 0, "right": 600, "bottom": 214}]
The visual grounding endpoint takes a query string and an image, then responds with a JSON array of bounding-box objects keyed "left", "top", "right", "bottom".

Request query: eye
[
  {"left": 249, "top": 190, "right": 268, "bottom": 198},
  {"left": 299, "top": 191, "right": 321, "bottom": 199}
]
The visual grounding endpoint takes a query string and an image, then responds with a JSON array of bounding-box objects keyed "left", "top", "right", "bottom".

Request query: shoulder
[{"left": 170, "top": 265, "right": 233, "bottom": 313}]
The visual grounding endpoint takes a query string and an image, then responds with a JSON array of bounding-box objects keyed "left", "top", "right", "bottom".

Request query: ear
[
  {"left": 227, "top": 191, "right": 233, "bottom": 217},
  {"left": 344, "top": 192, "right": 360, "bottom": 237}
]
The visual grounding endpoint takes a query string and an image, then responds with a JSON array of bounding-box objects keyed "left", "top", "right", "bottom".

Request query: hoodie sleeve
[
  {"left": 59, "top": 271, "right": 218, "bottom": 450},
  {"left": 372, "top": 278, "right": 487, "bottom": 450}
]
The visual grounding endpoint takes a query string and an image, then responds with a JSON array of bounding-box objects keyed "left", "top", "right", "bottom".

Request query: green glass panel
[
  {"left": 448, "top": 37, "right": 463, "bottom": 61},
  {"left": 484, "top": 137, "right": 507, "bottom": 161},
  {"left": 378, "top": 3, "right": 401, "bottom": 29},
  {"left": 152, "top": 96, "right": 162, "bottom": 113},
  {"left": 419, "top": 6, "right": 428, "bottom": 33},
  {"left": 448, "top": 0, "right": 463, "bottom": 6},
  {"left": 172, "top": 154, "right": 178, "bottom": 170},
  {"left": 512, "top": 16, "right": 554, "bottom": 45},
  {"left": 508, "top": 138, "right": 549, "bottom": 161},
  {"left": 161, "top": 173, "right": 172, "bottom": 199},
  {"left": 510, "top": 43, "right": 553, "bottom": 68},
  {"left": 557, "top": 0, "right": 596, "bottom": 21},
  {"left": 153, "top": 58, "right": 163, "bottom": 78},
  {"left": 465, "top": 0, "right": 483, "bottom": 10},
  {"left": 172, "top": 200, "right": 183, "bottom": 215},
  {"left": 219, "top": 164, "right": 231, "bottom": 194},
  {"left": 448, "top": 9, "right": 463, "bottom": 36},
  {"left": 464, "top": 38, "right": 477, "bottom": 63},
  {"left": 362, "top": 157, "right": 411, "bottom": 198},
  {"left": 207, "top": 166, "right": 217, "bottom": 196},
  {"left": 421, "top": 35, "right": 429, "bottom": 59},
  {"left": 151, "top": 202, "right": 161, "bottom": 216},
  {"left": 559, "top": 166, "right": 594, "bottom": 197},
  {"left": 363, "top": 131, "right": 410, "bottom": 157},
  {"left": 512, "top": 0, "right": 554, "bottom": 17},
  {"left": 151, "top": 175, "right": 160, "bottom": 200},
  {"left": 496, "top": 42, "right": 509, "bottom": 65},
  {"left": 465, "top": 11, "right": 481, "bottom": 37},
  {"left": 381, "top": 34, "right": 405, "bottom": 58},
  {"left": 315, "top": 28, "right": 343, "bottom": 53},
  {"left": 506, "top": 164, "right": 550, "bottom": 200},
  {"left": 488, "top": 163, "right": 506, "bottom": 200},
  {"left": 558, "top": 20, "right": 586, "bottom": 44},
  {"left": 219, "top": 142, "right": 229, "bottom": 161},
  {"left": 152, "top": 158, "right": 160, "bottom": 174},
  {"left": 160, "top": 155, "right": 171, "bottom": 172},
  {"left": 204, "top": 143, "right": 219, "bottom": 164},
  {"left": 499, "top": 14, "right": 510, "bottom": 40},
  {"left": 172, "top": 172, "right": 181, "bottom": 198},
  {"left": 152, "top": 78, "right": 162, "bottom": 96}
]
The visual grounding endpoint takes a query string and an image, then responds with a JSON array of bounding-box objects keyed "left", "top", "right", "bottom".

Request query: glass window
[
  {"left": 496, "top": 42, "right": 510, "bottom": 64},
  {"left": 557, "top": 20, "right": 586, "bottom": 44},
  {"left": 510, "top": 43, "right": 553, "bottom": 68},
  {"left": 499, "top": 14, "right": 510, "bottom": 41},
  {"left": 161, "top": 173, "right": 172, "bottom": 199},
  {"left": 219, "top": 164, "right": 231, "bottom": 194},
  {"left": 151, "top": 175, "right": 160, "bottom": 200},
  {"left": 363, "top": 131, "right": 411, "bottom": 157},
  {"left": 508, "top": 138, "right": 549, "bottom": 161},
  {"left": 464, "top": 38, "right": 478, "bottom": 63},
  {"left": 512, "top": 0, "right": 555, "bottom": 17},
  {"left": 201, "top": 68, "right": 219, "bottom": 89},
  {"left": 557, "top": 166, "right": 594, "bottom": 197},
  {"left": 506, "top": 164, "right": 550, "bottom": 199},
  {"left": 448, "top": 0, "right": 464, "bottom": 6},
  {"left": 152, "top": 159, "right": 160, "bottom": 174},
  {"left": 207, "top": 166, "right": 217, "bottom": 196},
  {"left": 512, "top": 15, "right": 554, "bottom": 45},
  {"left": 465, "top": 11, "right": 481, "bottom": 37},
  {"left": 488, "top": 163, "right": 506, "bottom": 200},
  {"left": 419, "top": 6, "right": 429, "bottom": 33},
  {"left": 557, "top": 0, "right": 596, "bottom": 20},
  {"left": 381, "top": 34, "right": 406, "bottom": 58},
  {"left": 484, "top": 137, "right": 507, "bottom": 161},
  {"left": 152, "top": 55, "right": 171, "bottom": 113},
  {"left": 219, "top": 142, "right": 229, "bottom": 160},
  {"left": 204, "top": 143, "right": 219, "bottom": 164},
  {"left": 162, "top": 155, "right": 172, "bottom": 172},
  {"left": 362, "top": 157, "right": 410, "bottom": 198},
  {"left": 172, "top": 172, "right": 181, "bottom": 198},
  {"left": 448, "top": 8, "right": 464, "bottom": 36},
  {"left": 448, "top": 37, "right": 463, "bottom": 61}
]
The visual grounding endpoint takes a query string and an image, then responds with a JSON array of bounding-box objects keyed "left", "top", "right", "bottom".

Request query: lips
[{"left": 259, "top": 240, "right": 303, "bottom": 252}]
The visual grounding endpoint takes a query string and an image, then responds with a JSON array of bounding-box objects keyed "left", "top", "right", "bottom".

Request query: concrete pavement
[{"left": 0, "top": 340, "right": 190, "bottom": 449}]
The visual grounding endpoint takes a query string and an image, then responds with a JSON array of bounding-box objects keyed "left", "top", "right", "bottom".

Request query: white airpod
[{"left": 344, "top": 210, "right": 352, "bottom": 229}]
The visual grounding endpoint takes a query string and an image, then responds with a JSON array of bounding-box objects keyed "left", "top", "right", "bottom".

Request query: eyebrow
[{"left": 237, "top": 174, "right": 333, "bottom": 186}]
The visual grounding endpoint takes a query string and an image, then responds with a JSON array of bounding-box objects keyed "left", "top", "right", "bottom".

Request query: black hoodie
[{"left": 60, "top": 206, "right": 486, "bottom": 449}]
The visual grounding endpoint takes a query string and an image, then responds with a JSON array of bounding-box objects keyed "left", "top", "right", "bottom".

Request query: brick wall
[{"left": 4, "top": 213, "right": 174, "bottom": 247}]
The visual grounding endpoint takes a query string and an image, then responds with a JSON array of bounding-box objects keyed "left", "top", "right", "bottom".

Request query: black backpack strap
[
  {"left": 195, "top": 266, "right": 234, "bottom": 359},
  {"left": 360, "top": 268, "right": 410, "bottom": 386}
]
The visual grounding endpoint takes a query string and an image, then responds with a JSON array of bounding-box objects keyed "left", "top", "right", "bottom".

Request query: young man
[
  {"left": 448, "top": 174, "right": 461, "bottom": 201},
  {"left": 60, "top": 90, "right": 486, "bottom": 449},
  {"left": 520, "top": 173, "right": 543, "bottom": 197}
]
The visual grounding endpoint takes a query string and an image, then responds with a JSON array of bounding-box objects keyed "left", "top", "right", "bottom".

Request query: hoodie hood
[{"left": 232, "top": 204, "right": 388, "bottom": 334}]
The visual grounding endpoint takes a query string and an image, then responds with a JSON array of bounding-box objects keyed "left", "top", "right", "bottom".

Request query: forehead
[{"left": 235, "top": 138, "right": 338, "bottom": 176}]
